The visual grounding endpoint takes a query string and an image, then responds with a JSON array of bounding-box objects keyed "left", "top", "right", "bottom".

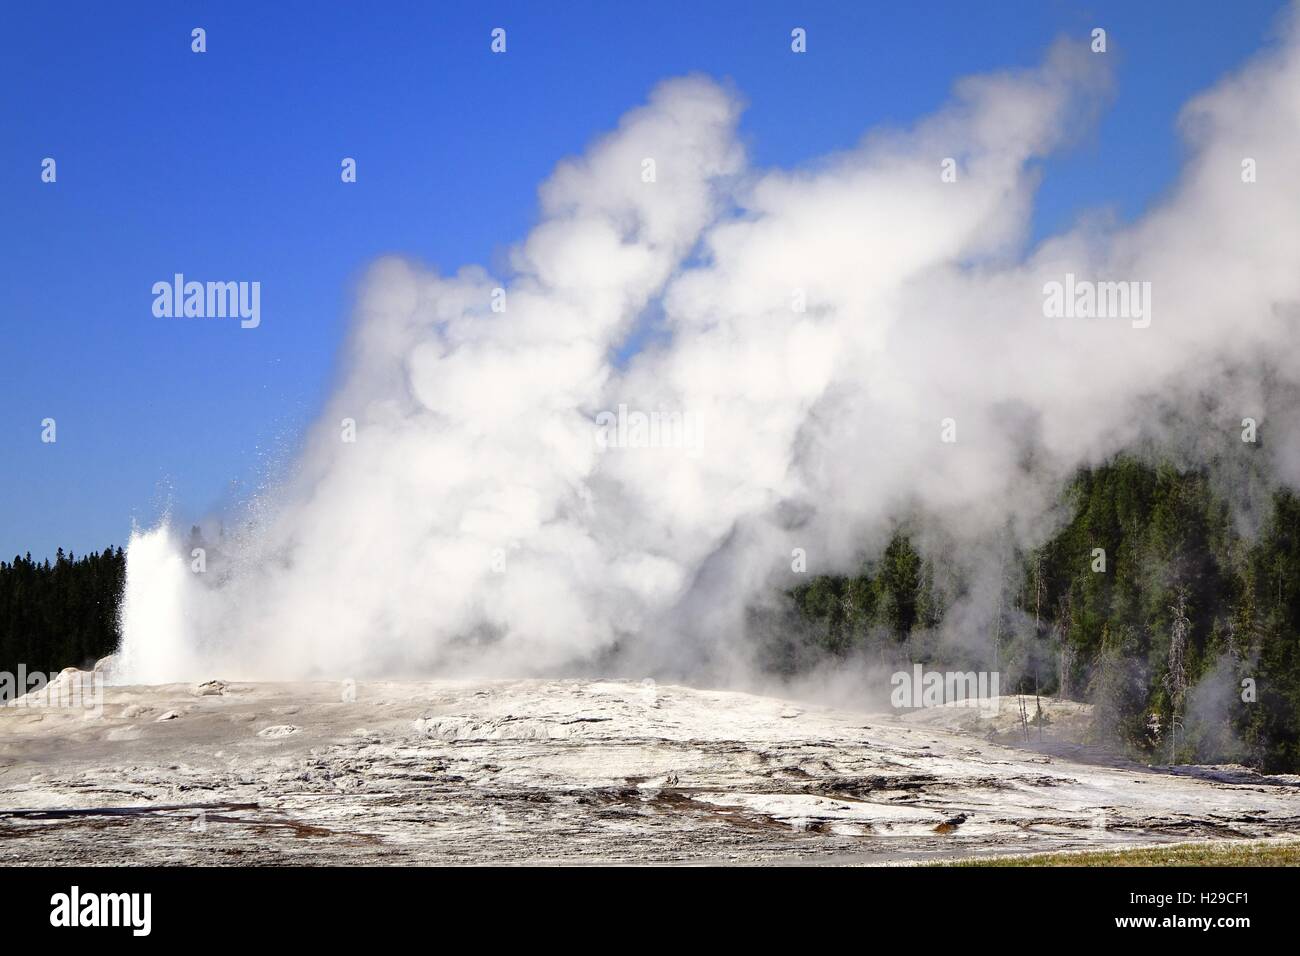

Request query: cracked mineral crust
[{"left": 1, "top": 676, "right": 1297, "bottom": 864}]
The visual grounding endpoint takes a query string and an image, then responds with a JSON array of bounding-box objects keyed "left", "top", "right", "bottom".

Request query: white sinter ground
[{"left": 1, "top": 668, "right": 1297, "bottom": 864}]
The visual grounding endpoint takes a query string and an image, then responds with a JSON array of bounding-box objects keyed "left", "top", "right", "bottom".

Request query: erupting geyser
[
  {"left": 118, "top": 18, "right": 1300, "bottom": 685},
  {"left": 117, "top": 525, "right": 200, "bottom": 683}
]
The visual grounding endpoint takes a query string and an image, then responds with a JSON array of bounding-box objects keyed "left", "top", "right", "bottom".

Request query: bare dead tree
[
  {"left": 1033, "top": 552, "right": 1044, "bottom": 742},
  {"left": 1163, "top": 586, "right": 1191, "bottom": 764},
  {"left": 1057, "top": 593, "right": 1073, "bottom": 700}
]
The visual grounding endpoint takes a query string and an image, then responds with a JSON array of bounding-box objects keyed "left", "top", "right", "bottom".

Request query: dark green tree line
[
  {"left": 769, "top": 457, "right": 1300, "bottom": 772},
  {"left": 0, "top": 547, "right": 125, "bottom": 681}
]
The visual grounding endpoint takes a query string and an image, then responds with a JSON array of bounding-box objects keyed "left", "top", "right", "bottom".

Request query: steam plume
[{"left": 120, "top": 17, "right": 1300, "bottom": 683}]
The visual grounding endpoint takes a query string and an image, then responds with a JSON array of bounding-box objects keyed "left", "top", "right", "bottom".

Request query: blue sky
[{"left": 0, "top": 0, "right": 1290, "bottom": 560}]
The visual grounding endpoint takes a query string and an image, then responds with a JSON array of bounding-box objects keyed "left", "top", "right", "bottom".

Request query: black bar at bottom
[{"left": 0, "top": 864, "right": 1278, "bottom": 941}]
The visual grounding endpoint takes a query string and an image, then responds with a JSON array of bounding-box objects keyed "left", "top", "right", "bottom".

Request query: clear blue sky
[{"left": 0, "top": 0, "right": 1290, "bottom": 560}]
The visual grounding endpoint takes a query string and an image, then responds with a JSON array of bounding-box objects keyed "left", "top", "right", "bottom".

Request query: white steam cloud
[{"left": 119, "top": 17, "right": 1300, "bottom": 683}]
